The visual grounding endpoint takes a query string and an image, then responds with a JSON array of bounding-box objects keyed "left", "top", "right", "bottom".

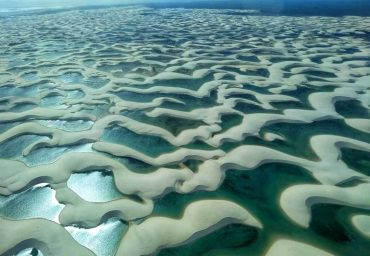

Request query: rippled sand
[{"left": 0, "top": 6, "right": 370, "bottom": 256}]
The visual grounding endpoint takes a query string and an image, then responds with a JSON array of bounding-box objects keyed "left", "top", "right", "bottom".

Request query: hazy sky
[
  {"left": 0, "top": 0, "right": 130, "bottom": 8},
  {"left": 0, "top": 0, "right": 369, "bottom": 15},
  {"left": 1, "top": 0, "right": 258, "bottom": 8}
]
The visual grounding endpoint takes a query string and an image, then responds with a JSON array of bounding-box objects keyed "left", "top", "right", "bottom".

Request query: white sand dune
[
  {"left": 117, "top": 200, "right": 262, "bottom": 256},
  {"left": 265, "top": 239, "right": 334, "bottom": 256},
  {"left": 280, "top": 183, "right": 370, "bottom": 227},
  {"left": 0, "top": 217, "right": 95, "bottom": 256}
]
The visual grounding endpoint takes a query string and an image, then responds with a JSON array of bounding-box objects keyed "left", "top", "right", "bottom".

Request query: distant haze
[{"left": 0, "top": 0, "right": 369, "bottom": 15}]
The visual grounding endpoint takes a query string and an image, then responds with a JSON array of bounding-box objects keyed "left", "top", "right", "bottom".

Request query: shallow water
[{"left": 0, "top": 6, "right": 369, "bottom": 256}]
